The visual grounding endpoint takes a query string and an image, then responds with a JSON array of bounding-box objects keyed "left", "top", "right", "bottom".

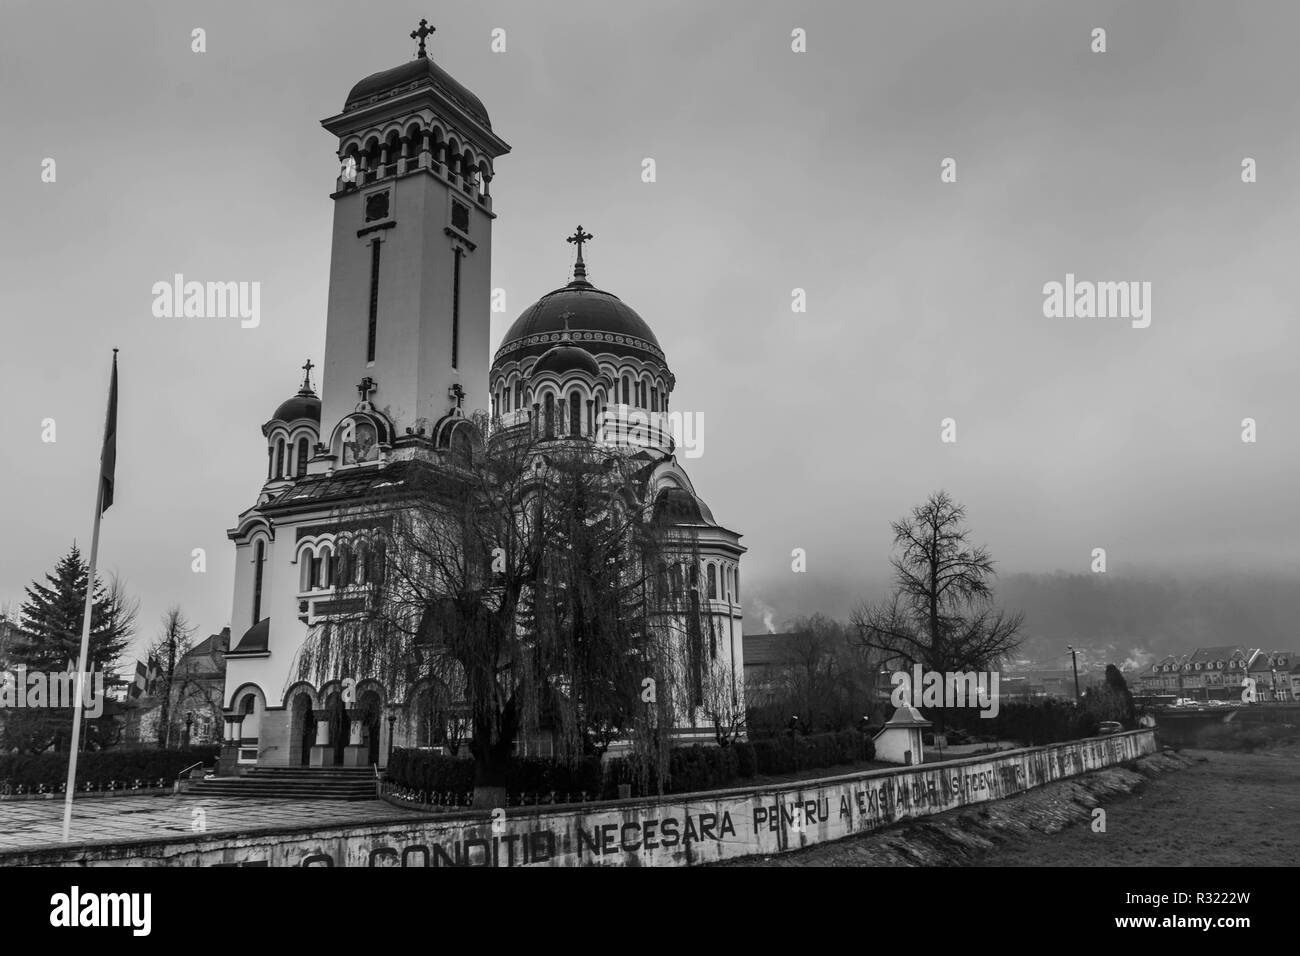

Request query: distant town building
[
  {"left": 121, "top": 628, "right": 229, "bottom": 746},
  {"left": 740, "top": 633, "right": 797, "bottom": 706}
]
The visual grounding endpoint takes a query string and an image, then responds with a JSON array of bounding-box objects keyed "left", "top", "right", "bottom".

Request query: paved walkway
[{"left": 0, "top": 794, "right": 426, "bottom": 853}]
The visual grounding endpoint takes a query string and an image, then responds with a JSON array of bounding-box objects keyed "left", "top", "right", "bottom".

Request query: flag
[{"left": 99, "top": 351, "right": 118, "bottom": 513}]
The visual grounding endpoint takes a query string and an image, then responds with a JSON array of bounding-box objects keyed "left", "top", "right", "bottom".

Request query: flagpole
[{"left": 62, "top": 350, "right": 116, "bottom": 843}]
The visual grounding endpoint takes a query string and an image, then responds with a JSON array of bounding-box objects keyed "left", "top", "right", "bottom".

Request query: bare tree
[
  {"left": 699, "top": 622, "right": 745, "bottom": 747},
  {"left": 148, "top": 606, "right": 194, "bottom": 748},
  {"left": 852, "top": 491, "right": 1024, "bottom": 675},
  {"left": 296, "top": 413, "right": 707, "bottom": 805}
]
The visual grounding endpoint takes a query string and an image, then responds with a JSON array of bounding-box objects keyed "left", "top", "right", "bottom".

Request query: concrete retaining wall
[{"left": 5, "top": 730, "right": 1156, "bottom": 867}]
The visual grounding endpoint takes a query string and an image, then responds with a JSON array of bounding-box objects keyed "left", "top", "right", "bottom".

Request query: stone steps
[{"left": 188, "top": 766, "right": 378, "bottom": 801}]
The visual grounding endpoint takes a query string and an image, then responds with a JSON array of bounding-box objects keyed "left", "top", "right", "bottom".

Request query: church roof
[
  {"left": 344, "top": 57, "right": 492, "bottom": 128},
  {"left": 261, "top": 461, "right": 415, "bottom": 515},
  {"left": 652, "top": 486, "right": 716, "bottom": 526},
  {"left": 229, "top": 618, "right": 269, "bottom": 656}
]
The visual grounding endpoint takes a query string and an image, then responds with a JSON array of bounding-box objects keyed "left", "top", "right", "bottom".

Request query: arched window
[
  {"left": 569, "top": 391, "right": 581, "bottom": 437},
  {"left": 651, "top": 387, "right": 659, "bottom": 412},
  {"left": 622, "top": 376, "right": 630, "bottom": 405},
  {"left": 296, "top": 437, "right": 309, "bottom": 478},
  {"left": 543, "top": 393, "right": 555, "bottom": 438},
  {"left": 515, "top": 380, "right": 523, "bottom": 409},
  {"left": 275, "top": 439, "right": 286, "bottom": 478},
  {"left": 266, "top": 446, "right": 274, "bottom": 480},
  {"left": 252, "top": 540, "right": 266, "bottom": 624},
  {"left": 707, "top": 563, "right": 717, "bottom": 599}
]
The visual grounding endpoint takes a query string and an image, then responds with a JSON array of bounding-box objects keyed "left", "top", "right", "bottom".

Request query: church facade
[{"left": 219, "top": 28, "right": 744, "bottom": 772}]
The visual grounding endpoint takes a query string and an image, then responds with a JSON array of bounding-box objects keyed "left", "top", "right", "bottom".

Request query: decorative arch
[
  {"left": 281, "top": 681, "right": 320, "bottom": 709},
  {"left": 329, "top": 410, "right": 393, "bottom": 466},
  {"left": 226, "top": 681, "right": 268, "bottom": 712}
]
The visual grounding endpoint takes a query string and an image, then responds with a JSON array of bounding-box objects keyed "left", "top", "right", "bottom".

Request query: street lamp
[{"left": 1067, "top": 645, "right": 1081, "bottom": 703}]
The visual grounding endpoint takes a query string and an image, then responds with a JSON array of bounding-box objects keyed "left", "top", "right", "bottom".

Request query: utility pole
[{"left": 1068, "top": 645, "right": 1082, "bottom": 704}]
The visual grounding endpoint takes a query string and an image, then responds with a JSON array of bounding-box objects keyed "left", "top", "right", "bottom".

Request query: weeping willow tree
[{"left": 296, "top": 411, "right": 708, "bottom": 805}]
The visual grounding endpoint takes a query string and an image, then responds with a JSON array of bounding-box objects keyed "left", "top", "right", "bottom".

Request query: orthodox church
[{"left": 219, "top": 25, "right": 744, "bottom": 772}]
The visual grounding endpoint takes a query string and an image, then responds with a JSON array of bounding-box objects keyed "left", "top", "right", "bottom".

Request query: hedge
[
  {"left": 0, "top": 745, "right": 221, "bottom": 792},
  {"left": 385, "top": 749, "right": 603, "bottom": 805},
  {"left": 603, "top": 731, "right": 873, "bottom": 799},
  {"left": 387, "top": 732, "right": 877, "bottom": 806}
]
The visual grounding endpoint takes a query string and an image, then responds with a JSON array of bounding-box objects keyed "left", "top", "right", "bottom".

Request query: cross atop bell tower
[{"left": 410, "top": 18, "right": 435, "bottom": 57}]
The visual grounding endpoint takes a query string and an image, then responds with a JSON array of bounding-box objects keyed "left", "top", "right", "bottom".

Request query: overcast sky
[{"left": 2, "top": 0, "right": 1297, "bottom": 661}]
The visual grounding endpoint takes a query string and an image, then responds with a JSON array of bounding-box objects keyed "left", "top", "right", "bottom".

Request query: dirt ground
[{"left": 720, "top": 744, "right": 1300, "bottom": 867}]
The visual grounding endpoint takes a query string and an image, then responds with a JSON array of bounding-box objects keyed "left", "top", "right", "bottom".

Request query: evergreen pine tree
[{"left": 4, "top": 544, "right": 132, "bottom": 752}]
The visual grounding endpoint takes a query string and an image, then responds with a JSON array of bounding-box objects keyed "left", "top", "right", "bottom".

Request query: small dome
[
  {"left": 532, "top": 343, "right": 601, "bottom": 379},
  {"left": 272, "top": 391, "right": 321, "bottom": 425},
  {"left": 345, "top": 57, "right": 491, "bottom": 128}
]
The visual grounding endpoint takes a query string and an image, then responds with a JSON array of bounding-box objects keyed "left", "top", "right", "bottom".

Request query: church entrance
[
  {"left": 291, "top": 693, "right": 315, "bottom": 767},
  {"left": 360, "top": 690, "right": 382, "bottom": 766},
  {"left": 325, "top": 692, "right": 348, "bottom": 765}
]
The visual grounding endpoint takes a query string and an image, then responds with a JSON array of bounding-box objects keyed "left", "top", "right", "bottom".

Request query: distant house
[
  {"left": 121, "top": 628, "right": 229, "bottom": 746},
  {"left": 1248, "top": 651, "right": 1295, "bottom": 702},
  {"left": 741, "top": 632, "right": 797, "bottom": 705},
  {"left": 1137, "top": 654, "right": 1187, "bottom": 697},
  {"left": 1179, "top": 646, "right": 1254, "bottom": 701}
]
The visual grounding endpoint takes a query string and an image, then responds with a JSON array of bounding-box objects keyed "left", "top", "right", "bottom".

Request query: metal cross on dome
[
  {"left": 566, "top": 225, "right": 593, "bottom": 258},
  {"left": 566, "top": 226, "right": 593, "bottom": 283},
  {"left": 411, "top": 18, "right": 435, "bottom": 57},
  {"left": 300, "top": 358, "right": 315, "bottom": 392}
]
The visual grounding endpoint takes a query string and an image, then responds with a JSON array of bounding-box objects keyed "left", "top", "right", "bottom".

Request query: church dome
[
  {"left": 532, "top": 342, "right": 602, "bottom": 379},
  {"left": 344, "top": 57, "right": 492, "bottom": 129},
  {"left": 268, "top": 362, "right": 321, "bottom": 426},
  {"left": 494, "top": 280, "right": 667, "bottom": 371},
  {"left": 272, "top": 391, "right": 321, "bottom": 425}
]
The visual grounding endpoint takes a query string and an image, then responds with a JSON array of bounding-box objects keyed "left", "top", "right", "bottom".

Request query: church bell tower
[{"left": 316, "top": 20, "right": 509, "bottom": 464}]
